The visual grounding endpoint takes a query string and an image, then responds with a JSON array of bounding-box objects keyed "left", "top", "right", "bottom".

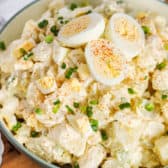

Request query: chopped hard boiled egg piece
[
  {"left": 36, "top": 76, "right": 57, "bottom": 94},
  {"left": 106, "top": 13, "right": 145, "bottom": 61},
  {"left": 85, "top": 39, "right": 127, "bottom": 86},
  {"left": 58, "top": 13, "right": 105, "bottom": 47},
  {"left": 14, "top": 59, "right": 33, "bottom": 71},
  {"left": 13, "top": 40, "right": 35, "bottom": 58}
]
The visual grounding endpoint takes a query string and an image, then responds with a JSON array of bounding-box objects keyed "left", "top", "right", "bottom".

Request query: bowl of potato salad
[{"left": 0, "top": 0, "right": 168, "bottom": 167}]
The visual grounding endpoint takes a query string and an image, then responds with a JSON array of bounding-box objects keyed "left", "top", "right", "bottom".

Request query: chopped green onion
[
  {"left": 23, "top": 52, "right": 33, "bottom": 61},
  {"left": 73, "top": 102, "right": 80, "bottom": 108},
  {"left": 80, "top": 106, "right": 87, "bottom": 113},
  {"left": 57, "top": 16, "right": 64, "bottom": 20},
  {"left": 119, "top": 102, "right": 131, "bottom": 110},
  {"left": 53, "top": 99, "right": 61, "bottom": 105},
  {"left": 116, "top": 0, "right": 123, "bottom": 4},
  {"left": 74, "top": 162, "right": 80, "bottom": 168},
  {"left": 86, "top": 106, "right": 93, "bottom": 117},
  {"left": 90, "top": 119, "right": 99, "bottom": 132},
  {"left": 80, "top": 1, "right": 90, "bottom": 7},
  {"left": 66, "top": 105, "right": 74, "bottom": 114},
  {"left": 145, "top": 103, "right": 155, "bottom": 112},
  {"left": 31, "top": 131, "right": 40, "bottom": 137},
  {"left": 128, "top": 88, "right": 135, "bottom": 94},
  {"left": 45, "top": 35, "right": 54, "bottom": 44},
  {"left": 20, "top": 48, "right": 27, "bottom": 55},
  {"left": 64, "top": 20, "right": 69, "bottom": 24},
  {"left": 60, "top": 20, "right": 64, "bottom": 24},
  {"left": 142, "top": 26, "right": 151, "bottom": 35},
  {"left": 61, "top": 62, "right": 66, "bottom": 69},
  {"left": 100, "top": 130, "right": 108, "bottom": 141},
  {"left": 89, "top": 100, "right": 98, "bottom": 105},
  {"left": 70, "top": 3, "right": 78, "bottom": 10},
  {"left": 164, "top": 43, "right": 168, "bottom": 51},
  {"left": 35, "top": 108, "right": 42, "bottom": 114},
  {"left": 50, "top": 25, "right": 59, "bottom": 36},
  {"left": 144, "top": 76, "right": 148, "bottom": 80},
  {"left": 156, "top": 61, "right": 166, "bottom": 70},
  {"left": 162, "top": 94, "right": 168, "bottom": 100},
  {"left": 12, "top": 122, "right": 22, "bottom": 133},
  {"left": 53, "top": 104, "right": 60, "bottom": 114},
  {"left": 38, "top": 19, "right": 48, "bottom": 28},
  {"left": 86, "top": 10, "right": 92, "bottom": 14},
  {"left": 0, "top": 41, "right": 6, "bottom": 51},
  {"left": 65, "top": 67, "right": 78, "bottom": 79}
]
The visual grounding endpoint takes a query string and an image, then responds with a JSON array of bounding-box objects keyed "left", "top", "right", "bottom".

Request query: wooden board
[{"left": 1, "top": 135, "right": 41, "bottom": 168}]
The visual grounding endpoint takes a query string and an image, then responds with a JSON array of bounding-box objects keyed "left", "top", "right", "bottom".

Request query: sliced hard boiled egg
[
  {"left": 85, "top": 39, "right": 127, "bottom": 86},
  {"left": 106, "top": 13, "right": 145, "bottom": 61},
  {"left": 36, "top": 76, "right": 57, "bottom": 94},
  {"left": 58, "top": 13, "right": 105, "bottom": 47}
]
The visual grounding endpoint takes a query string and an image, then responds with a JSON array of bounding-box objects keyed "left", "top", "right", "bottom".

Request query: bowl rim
[
  {"left": 0, "top": 0, "right": 168, "bottom": 168},
  {"left": 0, "top": 1, "right": 59, "bottom": 167}
]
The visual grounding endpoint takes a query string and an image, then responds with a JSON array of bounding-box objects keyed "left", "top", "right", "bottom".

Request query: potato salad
[{"left": 1, "top": 0, "right": 168, "bottom": 167}]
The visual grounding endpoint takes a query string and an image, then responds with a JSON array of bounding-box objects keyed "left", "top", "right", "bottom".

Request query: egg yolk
[
  {"left": 90, "top": 39, "right": 124, "bottom": 78},
  {"left": 114, "top": 18, "right": 139, "bottom": 41},
  {"left": 61, "top": 15, "right": 90, "bottom": 37}
]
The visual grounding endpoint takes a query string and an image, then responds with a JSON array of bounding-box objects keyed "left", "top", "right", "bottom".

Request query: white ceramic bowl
[{"left": 0, "top": 0, "right": 168, "bottom": 167}]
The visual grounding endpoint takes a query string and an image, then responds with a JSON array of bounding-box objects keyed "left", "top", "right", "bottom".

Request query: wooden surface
[{"left": 1, "top": 135, "right": 41, "bottom": 168}]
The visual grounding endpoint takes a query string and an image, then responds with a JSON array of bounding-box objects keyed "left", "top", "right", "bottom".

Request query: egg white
[
  {"left": 36, "top": 77, "right": 57, "bottom": 94},
  {"left": 85, "top": 39, "right": 127, "bottom": 86},
  {"left": 106, "top": 13, "right": 145, "bottom": 61},
  {"left": 58, "top": 13, "right": 105, "bottom": 47}
]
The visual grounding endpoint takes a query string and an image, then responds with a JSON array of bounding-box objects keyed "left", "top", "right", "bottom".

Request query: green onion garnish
[
  {"left": 60, "top": 20, "right": 64, "bottom": 24},
  {"left": 162, "top": 94, "right": 168, "bottom": 100},
  {"left": 80, "top": 106, "right": 87, "bottom": 113},
  {"left": 145, "top": 103, "right": 155, "bottom": 112},
  {"left": 53, "top": 99, "right": 61, "bottom": 105},
  {"left": 45, "top": 35, "right": 54, "bottom": 44},
  {"left": 50, "top": 25, "right": 59, "bottom": 36},
  {"left": 86, "top": 106, "right": 93, "bottom": 117},
  {"left": 73, "top": 102, "right": 80, "bottom": 108},
  {"left": 66, "top": 105, "right": 74, "bottom": 114},
  {"left": 57, "top": 16, "right": 64, "bottom": 20},
  {"left": 128, "top": 88, "right": 135, "bottom": 94},
  {"left": 38, "top": 19, "right": 48, "bottom": 28},
  {"left": 12, "top": 122, "right": 22, "bottom": 133},
  {"left": 31, "top": 131, "right": 40, "bottom": 138},
  {"left": 35, "top": 108, "right": 42, "bottom": 114},
  {"left": 119, "top": 102, "right": 131, "bottom": 110},
  {"left": 64, "top": 20, "right": 69, "bottom": 24},
  {"left": 142, "top": 26, "right": 151, "bottom": 35},
  {"left": 116, "top": 0, "right": 123, "bottom": 4},
  {"left": 61, "top": 62, "right": 66, "bottom": 69},
  {"left": 86, "top": 10, "right": 92, "bottom": 14},
  {"left": 90, "top": 119, "right": 99, "bottom": 132},
  {"left": 0, "top": 41, "right": 6, "bottom": 51},
  {"left": 100, "top": 130, "right": 108, "bottom": 141},
  {"left": 20, "top": 48, "right": 27, "bottom": 55},
  {"left": 164, "top": 43, "right": 168, "bottom": 51},
  {"left": 53, "top": 104, "right": 60, "bottom": 114},
  {"left": 156, "top": 61, "right": 166, "bottom": 70},
  {"left": 23, "top": 52, "right": 33, "bottom": 61},
  {"left": 70, "top": 3, "right": 78, "bottom": 10},
  {"left": 144, "top": 76, "right": 148, "bottom": 80},
  {"left": 89, "top": 100, "right": 98, "bottom": 105},
  {"left": 74, "top": 162, "right": 80, "bottom": 168},
  {"left": 65, "top": 67, "right": 78, "bottom": 79}
]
